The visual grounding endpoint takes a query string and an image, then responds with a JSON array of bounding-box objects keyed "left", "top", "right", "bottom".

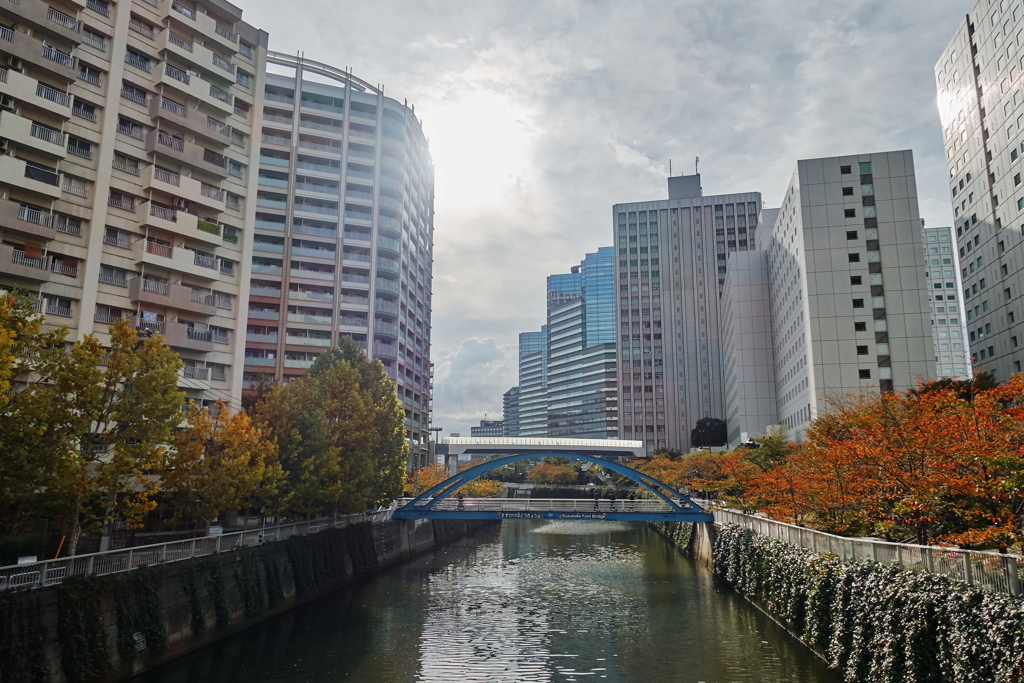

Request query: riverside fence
[
  {"left": 0, "top": 507, "right": 394, "bottom": 592},
  {"left": 714, "top": 508, "right": 1024, "bottom": 596}
]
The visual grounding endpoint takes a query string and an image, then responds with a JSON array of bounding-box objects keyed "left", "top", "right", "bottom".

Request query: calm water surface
[{"left": 137, "top": 521, "right": 839, "bottom": 683}]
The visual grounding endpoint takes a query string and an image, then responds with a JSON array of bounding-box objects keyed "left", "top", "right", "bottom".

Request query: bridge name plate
[{"left": 497, "top": 511, "right": 608, "bottom": 520}]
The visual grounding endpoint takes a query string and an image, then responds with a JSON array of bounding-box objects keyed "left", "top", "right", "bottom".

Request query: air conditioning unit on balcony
[{"left": 0, "top": 140, "right": 8, "bottom": 153}]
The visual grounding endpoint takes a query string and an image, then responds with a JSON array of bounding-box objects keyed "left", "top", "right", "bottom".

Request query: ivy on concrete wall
[
  {"left": 180, "top": 561, "right": 206, "bottom": 636},
  {"left": 714, "top": 524, "right": 1024, "bottom": 683},
  {"left": 56, "top": 577, "right": 108, "bottom": 683},
  {"left": 284, "top": 524, "right": 378, "bottom": 597},
  {"left": 0, "top": 591, "right": 47, "bottom": 683},
  {"left": 235, "top": 550, "right": 265, "bottom": 617}
]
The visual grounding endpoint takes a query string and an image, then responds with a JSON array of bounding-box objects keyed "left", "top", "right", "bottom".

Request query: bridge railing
[
  {"left": 714, "top": 508, "right": 1023, "bottom": 596},
  {"left": 396, "top": 497, "right": 686, "bottom": 512},
  {"left": 0, "top": 507, "right": 394, "bottom": 592}
]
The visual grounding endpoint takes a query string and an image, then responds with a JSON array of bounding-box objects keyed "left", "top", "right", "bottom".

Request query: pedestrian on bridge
[
  {"left": 593, "top": 491, "right": 600, "bottom": 511},
  {"left": 456, "top": 492, "right": 465, "bottom": 511},
  {"left": 609, "top": 491, "right": 617, "bottom": 512},
  {"left": 628, "top": 493, "right": 635, "bottom": 511}
]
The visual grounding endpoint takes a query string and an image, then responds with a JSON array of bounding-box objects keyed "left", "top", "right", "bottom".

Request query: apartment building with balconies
[
  {"left": 0, "top": 0, "right": 267, "bottom": 409},
  {"left": 245, "top": 54, "right": 435, "bottom": 467}
]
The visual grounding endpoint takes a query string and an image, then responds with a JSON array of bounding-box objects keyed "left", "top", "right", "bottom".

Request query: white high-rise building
[
  {"left": 937, "top": 4, "right": 1024, "bottom": 380},
  {"left": 922, "top": 225, "right": 971, "bottom": 379},
  {"left": 722, "top": 150, "right": 937, "bottom": 445}
]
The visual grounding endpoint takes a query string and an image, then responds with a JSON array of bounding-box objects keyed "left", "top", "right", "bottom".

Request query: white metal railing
[
  {"left": 211, "top": 53, "right": 234, "bottom": 74},
  {"left": 171, "top": 0, "right": 196, "bottom": 20},
  {"left": 397, "top": 497, "right": 682, "bottom": 513},
  {"left": 215, "top": 24, "right": 236, "bottom": 42},
  {"left": 164, "top": 63, "right": 190, "bottom": 84},
  {"left": 30, "top": 123, "right": 64, "bottom": 146},
  {"left": 124, "top": 51, "right": 151, "bottom": 72},
  {"left": 209, "top": 84, "right": 231, "bottom": 104},
  {"left": 200, "top": 184, "right": 224, "bottom": 201},
  {"left": 141, "top": 278, "right": 169, "bottom": 295},
  {"left": 117, "top": 122, "right": 144, "bottom": 139},
  {"left": 168, "top": 31, "right": 193, "bottom": 52},
  {"left": 150, "top": 204, "right": 176, "bottom": 221},
  {"left": 0, "top": 508, "right": 394, "bottom": 591},
  {"left": 154, "top": 167, "right": 180, "bottom": 186},
  {"left": 36, "top": 82, "right": 69, "bottom": 106},
  {"left": 18, "top": 205, "right": 53, "bottom": 227},
  {"left": 128, "top": 18, "right": 154, "bottom": 39},
  {"left": 714, "top": 509, "right": 1024, "bottom": 596},
  {"left": 207, "top": 116, "right": 230, "bottom": 136},
  {"left": 160, "top": 97, "right": 187, "bottom": 117},
  {"left": 0, "top": 25, "right": 12, "bottom": 42},
  {"left": 112, "top": 159, "right": 139, "bottom": 175},
  {"left": 193, "top": 252, "right": 217, "bottom": 269},
  {"left": 191, "top": 289, "right": 214, "bottom": 305},
  {"left": 48, "top": 7, "right": 80, "bottom": 32},
  {"left": 158, "top": 132, "right": 185, "bottom": 152}
]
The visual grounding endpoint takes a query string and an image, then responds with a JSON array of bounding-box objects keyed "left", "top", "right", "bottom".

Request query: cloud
[
  {"left": 239, "top": 0, "right": 966, "bottom": 434},
  {"left": 431, "top": 338, "right": 516, "bottom": 433}
]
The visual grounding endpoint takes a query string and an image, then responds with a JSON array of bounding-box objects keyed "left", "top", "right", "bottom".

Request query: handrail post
[
  {"left": 191, "top": 538, "right": 197, "bottom": 559},
  {"left": 40, "top": 562, "right": 49, "bottom": 587},
  {"left": 127, "top": 549, "right": 134, "bottom": 570},
  {"left": 963, "top": 553, "right": 974, "bottom": 586},
  {"left": 1007, "top": 556, "right": 1021, "bottom": 597},
  {"left": 87, "top": 555, "right": 95, "bottom": 577}
]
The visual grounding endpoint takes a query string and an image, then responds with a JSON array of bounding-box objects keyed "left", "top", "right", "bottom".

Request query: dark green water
[{"left": 137, "top": 521, "right": 839, "bottom": 682}]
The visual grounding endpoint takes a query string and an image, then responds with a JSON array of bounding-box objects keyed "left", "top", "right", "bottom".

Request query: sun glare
[{"left": 422, "top": 89, "right": 534, "bottom": 214}]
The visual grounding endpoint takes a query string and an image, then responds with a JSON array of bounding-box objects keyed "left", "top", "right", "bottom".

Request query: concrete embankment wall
[
  {"left": 2, "top": 518, "right": 491, "bottom": 683},
  {"left": 652, "top": 521, "right": 1024, "bottom": 682}
]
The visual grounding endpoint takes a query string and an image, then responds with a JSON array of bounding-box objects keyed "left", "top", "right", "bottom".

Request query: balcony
[
  {"left": 283, "top": 358, "right": 315, "bottom": 369},
  {"left": 244, "top": 356, "right": 276, "bottom": 367},
  {"left": 372, "top": 342, "right": 398, "bottom": 359},
  {"left": 180, "top": 366, "right": 210, "bottom": 382},
  {"left": 6, "top": 0, "right": 82, "bottom": 45},
  {"left": 0, "top": 29, "right": 76, "bottom": 81},
  {"left": 156, "top": 61, "right": 234, "bottom": 116},
  {"left": 246, "top": 332, "right": 278, "bottom": 343},
  {"left": 146, "top": 129, "right": 229, "bottom": 179},
  {"left": 133, "top": 240, "right": 221, "bottom": 281},
  {"left": 374, "top": 321, "right": 399, "bottom": 337},
  {"left": 286, "top": 335, "right": 331, "bottom": 347},
  {"left": 0, "top": 244, "right": 50, "bottom": 280},
  {"left": 376, "top": 256, "right": 400, "bottom": 275},
  {"left": 247, "top": 308, "right": 279, "bottom": 320},
  {"left": 286, "top": 312, "right": 332, "bottom": 325},
  {"left": 129, "top": 277, "right": 217, "bottom": 316},
  {"left": 0, "top": 156, "right": 61, "bottom": 198},
  {"left": 143, "top": 165, "right": 226, "bottom": 221},
  {"left": 162, "top": 320, "right": 214, "bottom": 352},
  {"left": 0, "top": 112, "right": 66, "bottom": 157},
  {"left": 164, "top": 0, "right": 239, "bottom": 53},
  {"left": 148, "top": 96, "right": 233, "bottom": 147},
  {"left": 0, "top": 68, "right": 72, "bottom": 114},
  {"left": 0, "top": 199, "right": 56, "bottom": 239},
  {"left": 290, "top": 268, "right": 335, "bottom": 282}
]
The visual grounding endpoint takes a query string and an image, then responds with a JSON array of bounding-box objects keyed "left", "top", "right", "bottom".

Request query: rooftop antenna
[{"left": 696, "top": 156, "right": 699, "bottom": 174}]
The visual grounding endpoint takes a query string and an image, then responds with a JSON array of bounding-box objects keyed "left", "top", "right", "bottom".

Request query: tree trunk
[{"left": 67, "top": 515, "right": 81, "bottom": 557}]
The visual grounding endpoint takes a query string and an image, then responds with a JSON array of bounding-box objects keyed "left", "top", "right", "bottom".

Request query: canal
[{"left": 136, "top": 521, "right": 839, "bottom": 682}]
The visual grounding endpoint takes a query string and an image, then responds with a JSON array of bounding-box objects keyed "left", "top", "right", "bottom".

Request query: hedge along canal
[
  {"left": 0, "top": 518, "right": 491, "bottom": 683},
  {"left": 654, "top": 521, "right": 1024, "bottom": 683}
]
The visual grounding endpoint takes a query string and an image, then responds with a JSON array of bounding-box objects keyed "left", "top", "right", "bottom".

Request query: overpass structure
[{"left": 398, "top": 442, "right": 713, "bottom": 523}]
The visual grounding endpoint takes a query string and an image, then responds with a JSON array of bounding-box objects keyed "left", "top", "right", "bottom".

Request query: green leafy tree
[
  {"left": 46, "top": 321, "right": 183, "bottom": 554},
  {"left": 691, "top": 417, "right": 727, "bottom": 447}
]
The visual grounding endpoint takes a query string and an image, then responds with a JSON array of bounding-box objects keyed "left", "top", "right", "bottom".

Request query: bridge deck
[{"left": 393, "top": 498, "right": 714, "bottom": 522}]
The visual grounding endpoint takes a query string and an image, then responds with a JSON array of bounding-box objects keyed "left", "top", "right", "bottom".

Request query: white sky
[{"left": 239, "top": 0, "right": 968, "bottom": 435}]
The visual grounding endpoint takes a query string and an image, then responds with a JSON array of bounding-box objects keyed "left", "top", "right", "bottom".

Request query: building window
[
  {"left": 842, "top": 187, "right": 854, "bottom": 196},
  {"left": 846, "top": 231, "right": 858, "bottom": 240},
  {"left": 840, "top": 165, "right": 852, "bottom": 174},
  {"left": 859, "top": 369, "right": 871, "bottom": 379},
  {"left": 856, "top": 345, "right": 869, "bottom": 355},
  {"left": 848, "top": 253, "right": 861, "bottom": 262},
  {"left": 845, "top": 208, "right": 857, "bottom": 218},
  {"left": 852, "top": 299, "right": 865, "bottom": 308}
]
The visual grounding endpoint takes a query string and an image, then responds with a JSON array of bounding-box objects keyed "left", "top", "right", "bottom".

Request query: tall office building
[
  {"left": 505, "top": 248, "right": 618, "bottom": 439},
  {"left": 501, "top": 386, "right": 520, "bottom": 436},
  {"left": 613, "top": 175, "right": 761, "bottom": 454},
  {"left": 721, "top": 151, "right": 936, "bottom": 446},
  {"left": 244, "top": 54, "right": 435, "bottom": 466},
  {"left": 937, "top": 4, "right": 1024, "bottom": 379},
  {"left": 470, "top": 419, "right": 503, "bottom": 437},
  {"left": 923, "top": 225, "right": 971, "bottom": 379},
  {"left": 0, "top": 0, "right": 267, "bottom": 409}
]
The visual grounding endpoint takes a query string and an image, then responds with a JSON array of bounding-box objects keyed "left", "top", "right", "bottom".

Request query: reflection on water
[{"left": 136, "top": 522, "right": 839, "bottom": 683}]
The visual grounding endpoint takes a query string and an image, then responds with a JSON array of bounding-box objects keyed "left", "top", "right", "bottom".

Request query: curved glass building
[{"left": 245, "top": 53, "right": 434, "bottom": 465}]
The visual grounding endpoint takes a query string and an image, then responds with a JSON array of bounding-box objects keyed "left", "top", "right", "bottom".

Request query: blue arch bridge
[{"left": 394, "top": 437, "right": 713, "bottom": 523}]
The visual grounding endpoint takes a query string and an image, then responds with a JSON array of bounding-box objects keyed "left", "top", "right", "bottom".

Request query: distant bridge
[{"left": 396, "top": 445, "right": 712, "bottom": 523}]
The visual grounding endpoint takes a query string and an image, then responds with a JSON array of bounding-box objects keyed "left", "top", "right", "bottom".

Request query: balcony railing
[
  {"left": 298, "top": 140, "right": 341, "bottom": 154},
  {"left": 128, "top": 19, "right": 154, "bottom": 39},
  {"left": 297, "top": 161, "right": 338, "bottom": 174},
  {"left": 207, "top": 117, "right": 230, "bottom": 136},
  {"left": 19, "top": 206, "right": 53, "bottom": 227},
  {"left": 200, "top": 184, "right": 224, "bottom": 201},
  {"left": 121, "top": 85, "right": 147, "bottom": 104},
  {"left": 264, "top": 92, "right": 294, "bottom": 105},
  {"left": 190, "top": 289, "right": 215, "bottom": 306},
  {"left": 117, "top": 123, "right": 144, "bottom": 139},
  {"left": 215, "top": 24, "right": 237, "bottom": 42},
  {"left": 67, "top": 142, "right": 91, "bottom": 159},
  {"left": 142, "top": 278, "right": 170, "bottom": 295},
  {"left": 182, "top": 366, "right": 209, "bottom": 380},
  {"left": 56, "top": 216, "right": 81, "bottom": 235},
  {"left": 112, "top": 160, "right": 140, "bottom": 175},
  {"left": 80, "top": 31, "right": 104, "bottom": 50},
  {"left": 124, "top": 52, "right": 152, "bottom": 73},
  {"left": 171, "top": 1, "right": 196, "bottom": 20},
  {"left": 45, "top": 302, "right": 72, "bottom": 317},
  {"left": 30, "top": 123, "right": 64, "bottom": 146},
  {"left": 168, "top": 31, "right": 193, "bottom": 52},
  {"left": 296, "top": 182, "right": 338, "bottom": 195},
  {"left": 48, "top": 7, "right": 80, "bottom": 32},
  {"left": 86, "top": 0, "right": 109, "bottom": 16},
  {"left": 150, "top": 204, "right": 177, "bottom": 222},
  {"left": 11, "top": 251, "right": 47, "bottom": 270},
  {"left": 61, "top": 182, "right": 87, "bottom": 197},
  {"left": 300, "top": 119, "right": 342, "bottom": 134},
  {"left": 212, "top": 329, "right": 228, "bottom": 345},
  {"left": 209, "top": 85, "right": 231, "bottom": 104},
  {"left": 160, "top": 97, "right": 187, "bottom": 117},
  {"left": 211, "top": 54, "right": 234, "bottom": 74},
  {"left": 297, "top": 203, "right": 338, "bottom": 217},
  {"left": 145, "top": 241, "right": 172, "bottom": 258},
  {"left": 203, "top": 150, "right": 227, "bottom": 168},
  {"left": 154, "top": 167, "right": 180, "bottom": 186},
  {"left": 103, "top": 234, "right": 131, "bottom": 248},
  {"left": 0, "top": 26, "right": 10, "bottom": 42},
  {"left": 36, "top": 83, "right": 70, "bottom": 106},
  {"left": 193, "top": 253, "right": 217, "bottom": 269},
  {"left": 197, "top": 219, "right": 219, "bottom": 235},
  {"left": 301, "top": 98, "right": 344, "bottom": 115},
  {"left": 77, "top": 66, "right": 99, "bottom": 85},
  {"left": 215, "top": 293, "right": 232, "bottom": 310},
  {"left": 97, "top": 273, "right": 127, "bottom": 287},
  {"left": 157, "top": 132, "right": 185, "bottom": 152},
  {"left": 239, "top": 43, "right": 252, "bottom": 58}
]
